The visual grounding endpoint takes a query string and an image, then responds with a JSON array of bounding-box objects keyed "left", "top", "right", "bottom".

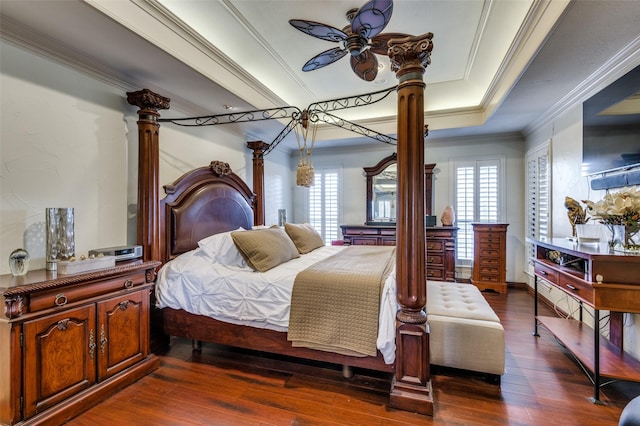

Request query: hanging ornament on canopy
[{"left": 294, "top": 110, "right": 318, "bottom": 187}]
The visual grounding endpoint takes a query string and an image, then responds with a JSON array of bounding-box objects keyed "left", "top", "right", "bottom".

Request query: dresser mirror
[
  {"left": 365, "top": 153, "right": 397, "bottom": 225},
  {"left": 364, "top": 153, "right": 436, "bottom": 225}
]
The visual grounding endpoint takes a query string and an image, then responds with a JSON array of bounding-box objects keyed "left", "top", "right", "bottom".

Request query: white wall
[
  {"left": 1, "top": 40, "right": 293, "bottom": 274},
  {"left": 306, "top": 133, "right": 527, "bottom": 283},
  {"left": 1, "top": 41, "right": 129, "bottom": 272}
]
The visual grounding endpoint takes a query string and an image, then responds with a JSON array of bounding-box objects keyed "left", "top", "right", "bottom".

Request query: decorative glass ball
[{"left": 9, "top": 248, "right": 30, "bottom": 276}]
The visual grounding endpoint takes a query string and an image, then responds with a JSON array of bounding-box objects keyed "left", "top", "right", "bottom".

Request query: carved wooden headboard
[{"left": 158, "top": 160, "right": 256, "bottom": 263}]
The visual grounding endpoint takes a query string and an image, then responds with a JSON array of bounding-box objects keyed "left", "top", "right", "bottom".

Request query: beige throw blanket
[{"left": 288, "top": 245, "right": 395, "bottom": 357}]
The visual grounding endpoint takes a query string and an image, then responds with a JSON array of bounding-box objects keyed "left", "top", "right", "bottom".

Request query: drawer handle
[
  {"left": 89, "top": 329, "right": 96, "bottom": 359},
  {"left": 100, "top": 324, "right": 108, "bottom": 355},
  {"left": 565, "top": 284, "right": 578, "bottom": 291},
  {"left": 539, "top": 271, "right": 548, "bottom": 276},
  {"left": 54, "top": 293, "right": 68, "bottom": 306},
  {"left": 124, "top": 279, "right": 134, "bottom": 289}
]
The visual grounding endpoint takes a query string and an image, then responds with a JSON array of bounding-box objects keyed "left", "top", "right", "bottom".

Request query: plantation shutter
[
  {"left": 309, "top": 168, "right": 340, "bottom": 244},
  {"left": 454, "top": 158, "right": 504, "bottom": 264},
  {"left": 525, "top": 144, "right": 550, "bottom": 273}
]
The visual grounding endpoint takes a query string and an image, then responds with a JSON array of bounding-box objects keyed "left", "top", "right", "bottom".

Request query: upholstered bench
[{"left": 426, "top": 281, "right": 505, "bottom": 383}]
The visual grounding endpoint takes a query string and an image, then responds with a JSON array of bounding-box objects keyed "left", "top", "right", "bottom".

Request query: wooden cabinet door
[
  {"left": 23, "top": 305, "right": 97, "bottom": 418},
  {"left": 97, "top": 289, "right": 149, "bottom": 380}
]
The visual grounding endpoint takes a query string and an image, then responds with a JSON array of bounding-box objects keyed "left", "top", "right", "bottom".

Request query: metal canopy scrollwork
[
  {"left": 158, "top": 85, "right": 420, "bottom": 155},
  {"left": 159, "top": 106, "right": 302, "bottom": 127}
]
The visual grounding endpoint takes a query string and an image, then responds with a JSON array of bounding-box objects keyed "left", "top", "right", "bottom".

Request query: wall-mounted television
[{"left": 582, "top": 64, "right": 640, "bottom": 178}]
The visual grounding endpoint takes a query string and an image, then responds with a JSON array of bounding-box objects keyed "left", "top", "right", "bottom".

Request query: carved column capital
[
  {"left": 247, "top": 141, "right": 270, "bottom": 158},
  {"left": 388, "top": 33, "right": 434, "bottom": 80},
  {"left": 126, "top": 89, "right": 170, "bottom": 118}
]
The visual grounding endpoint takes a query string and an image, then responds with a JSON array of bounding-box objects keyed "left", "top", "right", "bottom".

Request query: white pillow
[{"left": 197, "top": 228, "right": 249, "bottom": 269}]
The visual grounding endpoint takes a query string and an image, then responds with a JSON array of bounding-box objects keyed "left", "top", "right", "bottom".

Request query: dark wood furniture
[
  {"left": 157, "top": 164, "right": 393, "bottom": 372},
  {"left": 364, "top": 154, "right": 437, "bottom": 225},
  {"left": 532, "top": 238, "right": 640, "bottom": 404},
  {"left": 127, "top": 33, "right": 435, "bottom": 414},
  {"left": 340, "top": 224, "right": 396, "bottom": 246},
  {"left": 471, "top": 223, "right": 508, "bottom": 294},
  {"left": 426, "top": 227, "right": 457, "bottom": 282},
  {"left": 340, "top": 225, "right": 457, "bottom": 282},
  {"left": 0, "top": 261, "right": 160, "bottom": 426},
  {"left": 364, "top": 153, "right": 398, "bottom": 225}
]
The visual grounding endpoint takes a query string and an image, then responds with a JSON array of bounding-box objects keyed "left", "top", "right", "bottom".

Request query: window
[
  {"left": 525, "top": 143, "right": 551, "bottom": 273},
  {"left": 453, "top": 157, "right": 505, "bottom": 264},
  {"left": 308, "top": 167, "right": 341, "bottom": 244}
]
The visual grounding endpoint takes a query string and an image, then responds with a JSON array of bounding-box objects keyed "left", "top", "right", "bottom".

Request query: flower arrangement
[
  {"left": 582, "top": 187, "right": 640, "bottom": 227},
  {"left": 582, "top": 187, "right": 640, "bottom": 251}
]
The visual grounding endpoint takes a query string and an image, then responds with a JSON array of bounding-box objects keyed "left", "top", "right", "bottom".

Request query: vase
[
  {"left": 610, "top": 224, "right": 640, "bottom": 253},
  {"left": 9, "top": 248, "right": 30, "bottom": 276},
  {"left": 46, "top": 207, "right": 75, "bottom": 270},
  {"left": 441, "top": 205, "right": 455, "bottom": 226}
]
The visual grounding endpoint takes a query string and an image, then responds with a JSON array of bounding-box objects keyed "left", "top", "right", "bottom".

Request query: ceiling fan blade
[
  {"left": 350, "top": 50, "right": 378, "bottom": 81},
  {"left": 351, "top": 0, "right": 393, "bottom": 39},
  {"left": 289, "top": 19, "right": 348, "bottom": 42},
  {"left": 302, "top": 47, "right": 348, "bottom": 71},
  {"left": 369, "top": 32, "right": 411, "bottom": 55}
]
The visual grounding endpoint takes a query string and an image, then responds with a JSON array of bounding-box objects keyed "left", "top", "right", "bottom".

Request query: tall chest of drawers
[
  {"left": 471, "top": 223, "right": 508, "bottom": 293},
  {"left": 425, "top": 227, "right": 457, "bottom": 282}
]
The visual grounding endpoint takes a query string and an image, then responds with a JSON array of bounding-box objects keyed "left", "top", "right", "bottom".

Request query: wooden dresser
[
  {"left": 471, "top": 223, "right": 508, "bottom": 293},
  {"left": 0, "top": 260, "right": 160, "bottom": 426},
  {"left": 532, "top": 238, "right": 640, "bottom": 403},
  {"left": 340, "top": 225, "right": 457, "bottom": 281},
  {"left": 340, "top": 224, "right": 396, "bottom": 246}
]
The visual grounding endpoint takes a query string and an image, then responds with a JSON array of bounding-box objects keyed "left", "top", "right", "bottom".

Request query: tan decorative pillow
[
  {"left": 284, "top": 222, "right": 325, "bottom": 254},
  {"left": 231, "top": 227, "right": 300, "bottom": 272}
]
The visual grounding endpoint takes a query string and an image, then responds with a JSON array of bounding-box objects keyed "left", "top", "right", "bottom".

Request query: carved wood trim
[
  {"left": 1, "top": 262, "right": 161, "bottom": 300},
  {"left": 388, "top": 32, "right": 434, "bottom": 415},
  {"left": 248, "top": 141, "right": 269, "bottom": 226},
  {"left": 127, "top": 89, "right": 170, "bottom": 263},
  {"left": 3, "top": 295, "right": 23, "bottom": 319}
]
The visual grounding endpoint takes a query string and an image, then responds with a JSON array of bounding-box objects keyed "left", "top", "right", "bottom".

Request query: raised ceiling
[{"left": 1, "top": 1, "right": 640, "bottom": 152}]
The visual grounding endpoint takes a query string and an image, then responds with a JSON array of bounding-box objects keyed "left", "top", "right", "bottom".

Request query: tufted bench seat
[{"left": 426, "top": 281, "right": 505, "bottom": 382}]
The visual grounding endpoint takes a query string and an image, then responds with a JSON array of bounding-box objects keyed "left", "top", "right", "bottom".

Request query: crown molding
[{"left": 481, "top": 0, "right": 570, "bottom": 118}]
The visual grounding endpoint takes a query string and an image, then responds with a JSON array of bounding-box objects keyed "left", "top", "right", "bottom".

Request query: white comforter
[{"left": 155, "top": 245, "right": 399, "bottom": 363}]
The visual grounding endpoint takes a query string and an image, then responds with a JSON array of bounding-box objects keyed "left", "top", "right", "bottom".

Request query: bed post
[
  {"left": 247, "top": 141, "right": 269, "bottom": 226},
  {"left": 388, "top": 33, "right": 434, "bottom": 415},
  {"left": 126, "top": 89, "right": 170, "bottom": 262}
]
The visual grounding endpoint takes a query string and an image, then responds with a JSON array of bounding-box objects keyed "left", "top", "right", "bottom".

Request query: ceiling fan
[{"left": 289, "top": 0, "right": 409, "bottom": 81}]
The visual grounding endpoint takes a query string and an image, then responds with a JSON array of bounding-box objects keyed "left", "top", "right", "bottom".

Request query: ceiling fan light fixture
[{"left": 289, "top": 0, "right": 398, "bottom": 81}]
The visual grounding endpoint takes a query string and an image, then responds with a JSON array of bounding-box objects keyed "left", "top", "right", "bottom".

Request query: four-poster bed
[{"left": 127, "top": 33, "right": 434, "bottom": 414}]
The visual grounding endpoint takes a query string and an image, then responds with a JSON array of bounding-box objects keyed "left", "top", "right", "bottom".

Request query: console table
[{"left": 532, "top": 238, "right": 640, "bottom": 403}]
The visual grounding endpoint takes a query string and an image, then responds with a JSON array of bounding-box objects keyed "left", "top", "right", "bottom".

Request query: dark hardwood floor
[{"left": 67, "top": 287, "right": 639, "bottom": 425}]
